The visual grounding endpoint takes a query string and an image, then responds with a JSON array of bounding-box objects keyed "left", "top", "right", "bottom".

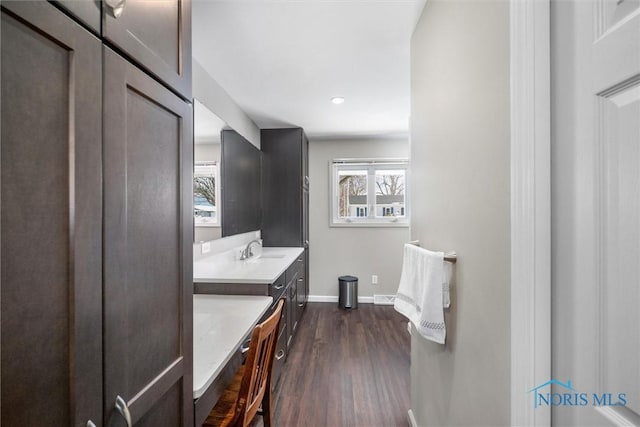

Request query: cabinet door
[
  {"left": 261, "top": 128, "right": 304, "bottom": 247},
  {"left": 286, "top": 280, "right": 296, "bottom": 349},
  {"left": 103, "top": 47, "right": 193, "bottom": 426},
  {"left": 1, "top": 2, "right": 102, "bottom": 425},
  {"left": 271, "top": 328, "right": 287, "bottom": 390},
  {"left": 295, "top": 276, "right": 305, "bottom": 323},
  {"left": 304, "top": 249, "right": 309, "bottom": 306},
  {"left": 103, "top": 0, "right": 191, "bottom": 99},
  {"left": 294, "top": 253, "right": 306, "bottom": 313},
  {"left": 55, "top": 0, "right": 101, "bottom": 34}
]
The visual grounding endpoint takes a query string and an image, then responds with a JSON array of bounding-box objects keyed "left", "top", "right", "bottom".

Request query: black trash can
[{"left": 338, "top": 275, "right": 358, "bottom": 310}]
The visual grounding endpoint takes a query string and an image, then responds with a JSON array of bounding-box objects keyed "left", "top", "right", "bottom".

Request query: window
[
  {"left": 331, "top": 159, "right": 409, "bottom": 226},
  {"left": 194, "top": 161, "right": 220, "bottom": 226}
]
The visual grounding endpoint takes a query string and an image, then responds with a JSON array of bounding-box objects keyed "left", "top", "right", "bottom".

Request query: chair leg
[{"left": 261, "top": 389, "right": 273, "bottom": 427}]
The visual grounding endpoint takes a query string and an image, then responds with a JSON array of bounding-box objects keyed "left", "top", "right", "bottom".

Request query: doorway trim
[{"left": 510, "top": 0, "right": 551, "bottom": 425}]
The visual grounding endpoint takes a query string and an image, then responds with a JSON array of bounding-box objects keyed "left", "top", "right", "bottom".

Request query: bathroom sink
[
  {"left": 258, "top": 254, "right": 286, "bottom": 259},
  {"left": 244, "top": 254, "right": 286, "bottom": 264}
]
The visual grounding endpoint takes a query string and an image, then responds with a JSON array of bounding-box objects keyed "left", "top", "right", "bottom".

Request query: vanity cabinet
[
  {"left": 261, "top": 128, "right": 310, "bottom": 311},
  {"left": 1, "top": 2, "right": 193, "bottom": 426},
  {"left": 195, "top": 273, "right": 291, "bottom": 387},
  {"left": 193, "top": 250, "right": 306, "bottom": 389},
  {"left": 294, "top": 253, "right": 307, "bottom": 328},
  {"left": 284, "top": 255, "right": 306, "bottom": 342}
]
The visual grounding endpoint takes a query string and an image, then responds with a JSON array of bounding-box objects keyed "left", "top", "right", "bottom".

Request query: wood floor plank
[{"left": 250, "top": 303, "right": 410, "bottom": 427}]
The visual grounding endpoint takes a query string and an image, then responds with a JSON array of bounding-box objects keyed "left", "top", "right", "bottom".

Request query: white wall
[
  {"left": 308, "top": 138, "right": 410, "bottom": 299},
  {"left": 410, "top": 1, "right": 511, "bottom": 425},
  {"left": 194, "top": 144, "right": 220, "bottom": 163}
]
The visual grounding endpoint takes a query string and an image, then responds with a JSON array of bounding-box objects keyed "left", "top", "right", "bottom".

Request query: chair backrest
[{"left": 233, "top": 298, "right": 284, "bottom": 427}]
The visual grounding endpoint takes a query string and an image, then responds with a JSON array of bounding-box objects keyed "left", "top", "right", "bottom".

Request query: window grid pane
[
  {"left": 374, "top": 169, "right": 405, "bottom": 218},
  {"left": 337, "top": 170, "right": 367, "bottom": 218}
]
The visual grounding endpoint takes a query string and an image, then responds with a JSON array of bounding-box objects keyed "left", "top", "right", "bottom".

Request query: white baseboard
[
  {"left": 307, "top": 295, "right": 374, "bottom": 304},
  {"left": 407, "top": 409, "right": 418, "bottom": 427}
]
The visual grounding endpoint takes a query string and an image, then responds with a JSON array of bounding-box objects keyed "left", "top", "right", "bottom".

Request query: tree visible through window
[
  {"left": 194, "top": 176, "right": 215, "bottom": 205},
  {"left": 194, "top": 162, "right": 219, "bottom": 225},
  {"left": 375, "top": 169, "right": 405, "bottom": 217},
  {"left": 338, "top": 170, "right": 367, "bottom": 217},
  {"left": 331, "top": 159, "right": 409, "bottom": 226}
]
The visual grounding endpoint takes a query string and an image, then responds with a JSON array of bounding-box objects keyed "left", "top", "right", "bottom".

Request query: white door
[{"left": 552, "top": 0, "right": 640, "bottom": 425}]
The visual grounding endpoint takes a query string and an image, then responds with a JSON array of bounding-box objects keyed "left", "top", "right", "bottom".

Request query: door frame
[{"left": 510, "top": 0, "right": 551, "bottom": 425}]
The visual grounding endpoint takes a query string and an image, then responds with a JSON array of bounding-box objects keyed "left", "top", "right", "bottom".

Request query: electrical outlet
[
  {"left": 201, "top": 242, "right": 211, "bottom": 254},
  {"left": 372, "top": 275, "right": 378, "bottom": 285}
]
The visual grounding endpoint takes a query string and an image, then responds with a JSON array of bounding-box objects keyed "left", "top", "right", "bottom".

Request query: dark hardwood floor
[{"left": 263, "top": 303, "right": 411, "bottom": 427}]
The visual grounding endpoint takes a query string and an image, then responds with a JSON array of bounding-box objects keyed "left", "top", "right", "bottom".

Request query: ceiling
[{"left": 192, "top": 0, "right": 426, "bottom": 140}]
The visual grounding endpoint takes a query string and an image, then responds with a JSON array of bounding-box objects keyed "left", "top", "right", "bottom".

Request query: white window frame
[
  {"left": 194, "top": 161, "right": 220, "bottom": 227},
  {"left": 330, "top": 158, "right": 410, "bottom": 227}
]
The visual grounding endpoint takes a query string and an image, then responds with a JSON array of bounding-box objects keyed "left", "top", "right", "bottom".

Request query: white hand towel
[{"left": 394, "top": 244, "right": 446, "bottom": 344}]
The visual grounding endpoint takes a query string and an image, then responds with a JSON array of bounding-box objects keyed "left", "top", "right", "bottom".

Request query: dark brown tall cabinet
[
  {"left": 261, "top": 128, "right": 310, "bottom": 314},
  {"left": 1, "top": 1, "right": 193, "bottom": 426}
]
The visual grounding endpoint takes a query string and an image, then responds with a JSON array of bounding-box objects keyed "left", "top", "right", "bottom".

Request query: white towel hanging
[{"left": 394, "top": 244, "right": 449, "bottom": 344}]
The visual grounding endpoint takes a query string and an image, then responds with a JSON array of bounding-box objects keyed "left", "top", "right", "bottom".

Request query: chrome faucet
[{"left": 240, "top": 239, "right": 262, "bottom": 260}]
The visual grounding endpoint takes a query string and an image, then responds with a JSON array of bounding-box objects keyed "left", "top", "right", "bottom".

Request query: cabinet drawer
[
  {"left": 260, "top": 296, "right": 287, "bottom": 336},
  {"left": 271, "top": 328, "right": 287, "bottom": 390},
  {"left": 270, "top": 273, "right": 287, "bottom": 301}
]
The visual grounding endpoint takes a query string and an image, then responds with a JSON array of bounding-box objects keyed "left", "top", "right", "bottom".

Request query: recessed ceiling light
[{"left": 331, "top": 97, "right": 345, "bottom": 105}]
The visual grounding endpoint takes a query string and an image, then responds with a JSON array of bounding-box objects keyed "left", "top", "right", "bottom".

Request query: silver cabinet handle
[
  {"left": 298, "top": 302, "right": 305, "bottom": 307},
  {"left": 105, "top": 0, "right": 126, "bottom": 18},
  {"left": 274, "top": 283, "right": 284, "bottom": 290},
  {"left": 115, "top": 395, "right": 132, "bottom": 427},
  {"left": 87, "top": 422, "right": 97, "bottom": 427},
  {"left": 275, "top": 349, "right": 285, "bottom": 360},
  {"left": 297, "top": 278, "right": 304, "bottom": 282},
  {"left": 240, "top": 339, "right": 251, "bottom": 354}
]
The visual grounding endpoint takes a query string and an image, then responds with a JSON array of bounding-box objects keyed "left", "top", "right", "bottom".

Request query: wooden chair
[{"left": 204, "top": 299, "right": 285, "bottom": 427}]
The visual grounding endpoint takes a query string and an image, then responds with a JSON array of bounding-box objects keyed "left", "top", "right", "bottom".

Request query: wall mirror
[{"left": 193, "top": 99, "right": 225, "bottom": 242}]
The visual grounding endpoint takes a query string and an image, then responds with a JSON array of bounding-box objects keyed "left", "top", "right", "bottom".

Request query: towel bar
[{"left": 407, "top": 240, "right": 457, "bottom": 263}]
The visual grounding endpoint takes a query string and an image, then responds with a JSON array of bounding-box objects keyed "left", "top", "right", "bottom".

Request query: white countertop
[
  {"left": 193, "top": 294, "right": 272, "bottom": 399},
  {"left": 193, "top": 247, "right": 304, "bottom": 284}
]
